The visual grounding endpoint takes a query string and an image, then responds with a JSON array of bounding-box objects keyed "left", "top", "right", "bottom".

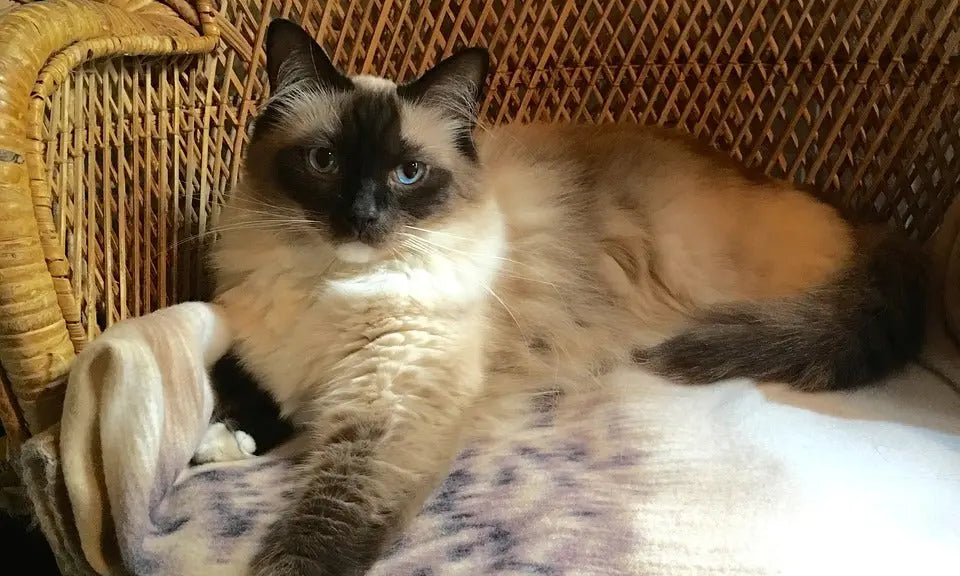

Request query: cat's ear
[
  {"left": 399, "top": 48, "right": 490, "bottom": 124},
  {"left": 265, "top": 19, "right": 350, "bottom": 93}
]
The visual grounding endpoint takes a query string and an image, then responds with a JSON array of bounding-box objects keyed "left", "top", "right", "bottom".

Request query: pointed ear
[
  {"left": 398, "top": 48, "right": 490, "bottom": 124},
  {"left": 265, "top": 19, "right": 350, "bottom": 93}
]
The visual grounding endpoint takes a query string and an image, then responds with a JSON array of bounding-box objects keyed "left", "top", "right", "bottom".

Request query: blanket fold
[
  {"left": 20, "top": 425, "right": 98, "bottom": 576},
  {"left": 60, "top": 303, "right": 234, "bottom": 574},
  {"left": 19, "top": 300, "right": 960, "bottom": 576}
]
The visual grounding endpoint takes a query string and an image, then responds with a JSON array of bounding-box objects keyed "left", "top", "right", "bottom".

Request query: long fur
[
  {"left": 637, "top": 229, "right": 928, "bottom": 390},
  {"left": 208, "top": 19, "right": 929, "bottom": 576}
]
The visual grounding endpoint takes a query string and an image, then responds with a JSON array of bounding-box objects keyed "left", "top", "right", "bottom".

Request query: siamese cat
[{"left": 202, "top": 19, "right": 926, "bottom": 575}]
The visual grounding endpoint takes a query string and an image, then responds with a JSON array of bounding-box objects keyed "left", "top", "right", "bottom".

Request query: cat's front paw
[{"left": 193, "top": 422, "right": 257, "bottom": 464}]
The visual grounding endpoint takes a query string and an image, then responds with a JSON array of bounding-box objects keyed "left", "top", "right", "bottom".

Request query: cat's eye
[
  {"left": 307, "top": 147, "right": 337, "bottom": 174},
  {"left": 393, "top": 161, "right": 428, "bottom": 185}
]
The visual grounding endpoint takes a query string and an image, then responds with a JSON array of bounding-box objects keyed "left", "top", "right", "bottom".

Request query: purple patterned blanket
[{"left": 21, "top": 303, "right": 960, "bottom": 576}]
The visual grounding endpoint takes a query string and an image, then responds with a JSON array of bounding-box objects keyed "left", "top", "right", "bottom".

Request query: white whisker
[
  {"left": 225, "top": 205, "right": 305, "bottom": 219},
  {"left": 401, "top": 225, "right": 475, "bottom": 242},
  {"left": 169, "top": 221, "right": 316, "bottom": 251}
]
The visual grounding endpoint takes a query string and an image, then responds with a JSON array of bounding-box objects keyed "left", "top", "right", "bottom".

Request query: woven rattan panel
[
  {"left": 40, "top": 0, "right": 960, "bottom": 340},
  {"left": 42, "top": 56, "right": 217, "bottom": 340}
]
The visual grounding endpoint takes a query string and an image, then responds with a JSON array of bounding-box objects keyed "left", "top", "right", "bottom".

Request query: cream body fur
[
  {"left": 208, "top": 19, "right": 926, "bottom": 576},
  {"left": 214, "top": 198, "right": 502, "bottom": 423},
  {"left": 214, "top": 123, "right": 858, "bottom": 429}
]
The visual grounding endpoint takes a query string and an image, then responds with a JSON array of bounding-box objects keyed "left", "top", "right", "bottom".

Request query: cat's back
[
  {"left": 476, "top": 121, "right": 852, "bottom": 310},
  {"left": 475, "top": 122, "right": 786, "bottom": 229},
  {"left": 477, "top": 122, "right": 758, "bottom": 186}
]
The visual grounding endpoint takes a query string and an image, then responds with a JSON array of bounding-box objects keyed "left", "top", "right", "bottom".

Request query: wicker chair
[{"left": 1, "top": 0, "right": 959, "bottom": 464}]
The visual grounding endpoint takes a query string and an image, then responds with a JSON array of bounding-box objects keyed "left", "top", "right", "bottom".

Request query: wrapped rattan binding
[{"left": 0, "top": 0, "right": 959, "bottom": 441}]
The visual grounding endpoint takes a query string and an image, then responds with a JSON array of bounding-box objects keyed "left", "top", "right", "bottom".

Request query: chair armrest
[{"left": 0, "top": 0, "right": 216, "bottom": 437}]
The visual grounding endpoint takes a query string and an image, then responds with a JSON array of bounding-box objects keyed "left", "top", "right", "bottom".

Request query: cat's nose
[{"left": 350, "top": 200, "right": 381, "bottom": 235}]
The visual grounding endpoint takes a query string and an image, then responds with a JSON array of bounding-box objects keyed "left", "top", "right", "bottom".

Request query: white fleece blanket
[{"left": 38, "top": 302, "right": 960, "bottom": 575}]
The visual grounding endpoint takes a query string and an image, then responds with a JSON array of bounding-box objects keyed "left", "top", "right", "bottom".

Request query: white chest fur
[{"left": 214, "top": 239, "right": 499, "bottom": 423}]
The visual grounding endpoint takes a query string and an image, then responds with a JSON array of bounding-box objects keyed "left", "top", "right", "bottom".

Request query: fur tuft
[{"left": 636, "top": 229, "right": 928, "bottom": 390}]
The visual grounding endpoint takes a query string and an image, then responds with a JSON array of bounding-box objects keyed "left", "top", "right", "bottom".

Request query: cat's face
[{"left": 243, "top": 19, "right": 489, "bottom": 263}]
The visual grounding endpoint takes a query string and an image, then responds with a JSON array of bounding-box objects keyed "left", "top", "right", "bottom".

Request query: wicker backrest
[{"left": 0, "top": 0, "right": 958, "bottom": 435}]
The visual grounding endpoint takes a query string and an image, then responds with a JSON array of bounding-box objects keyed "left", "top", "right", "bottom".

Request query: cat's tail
[{"left": 637, "top": 227, "right": 928, "bottom": 390}]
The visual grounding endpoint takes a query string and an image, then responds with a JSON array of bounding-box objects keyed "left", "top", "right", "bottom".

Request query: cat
[{"left": 203, "top": 18, "right": 927, "bottom": 576}]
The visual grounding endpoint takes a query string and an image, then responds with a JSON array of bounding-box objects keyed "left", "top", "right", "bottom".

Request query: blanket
[{"left": 19, "top": 300, "right": 960, "bottom": 576}]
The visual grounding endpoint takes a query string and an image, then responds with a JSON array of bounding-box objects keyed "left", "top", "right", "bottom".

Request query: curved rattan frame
[{"left": 0, "top": 0, "right": 217, "bottom": 440}]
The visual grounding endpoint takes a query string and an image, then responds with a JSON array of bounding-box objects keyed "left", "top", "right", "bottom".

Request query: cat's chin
[{"left": 335, "top": 241, "right": 378, "bottom": 264}]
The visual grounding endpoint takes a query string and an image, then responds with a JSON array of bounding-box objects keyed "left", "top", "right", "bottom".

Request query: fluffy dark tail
[{"left": 637, "top": 228, "right": 928, "bottom": 391}]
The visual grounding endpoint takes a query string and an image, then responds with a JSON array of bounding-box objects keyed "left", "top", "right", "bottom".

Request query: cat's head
[{"left": 242, "top": 19, "right": 490, "bottom": 264}]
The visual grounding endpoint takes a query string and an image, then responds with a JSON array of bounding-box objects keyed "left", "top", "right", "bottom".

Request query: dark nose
[{"left": 350, "top": 196, "right": 381, "bottom": 236}]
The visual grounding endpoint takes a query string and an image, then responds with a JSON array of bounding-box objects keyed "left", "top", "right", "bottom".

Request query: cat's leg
[
  {"left": 208, "top": 351, "right": 296, "bottom": 455},
  {"left": 193, "top": 421, "right": 257, "bottom": 464},
  {"left": 248, "top": 366, "right": 480, "bottom": 576},
  {"left": 196, "top": 351, "right": 303, "bottom": 464}
]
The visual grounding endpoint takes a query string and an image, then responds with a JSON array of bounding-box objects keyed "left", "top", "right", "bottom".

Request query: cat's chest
[{"left": 217, "top": 267, "right": 482, "bottom": 417}]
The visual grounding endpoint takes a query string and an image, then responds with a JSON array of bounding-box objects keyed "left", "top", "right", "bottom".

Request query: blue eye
[
  {"left": 307, "top": 148, "right": 337, "bottom": 173},
  {"left": 393, "top": 161, "right": 427, "bottom": 185}
]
